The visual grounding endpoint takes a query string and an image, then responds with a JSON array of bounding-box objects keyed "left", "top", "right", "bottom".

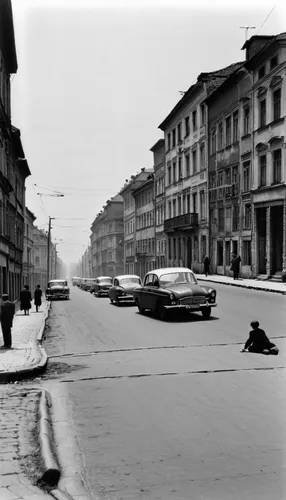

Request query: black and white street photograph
[{"left": 0, "top": 0, "right": 286, "bottom": 499}]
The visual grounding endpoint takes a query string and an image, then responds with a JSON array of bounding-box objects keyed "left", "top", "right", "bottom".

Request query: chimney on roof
[{"left": 141, "top": 167, "right": 145, "bottom": 172}]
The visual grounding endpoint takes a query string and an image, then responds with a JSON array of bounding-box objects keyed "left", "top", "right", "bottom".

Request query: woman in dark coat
[
  {"left": 230, "top": 254, "right": 241, "bottom": 280},
  {"left": 20, "top": 285, "right": 32, "bottom": 315},
  {"left": 203, "top": 255, "right": 210, "bottom": 277},
  {"left": 34, "top": 285, "right": 42, "bottom": 312}
]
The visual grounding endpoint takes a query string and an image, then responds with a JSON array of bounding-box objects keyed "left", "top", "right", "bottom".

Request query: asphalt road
[{"left": 43, "top": 283, "right": 286, "bottom": 500}]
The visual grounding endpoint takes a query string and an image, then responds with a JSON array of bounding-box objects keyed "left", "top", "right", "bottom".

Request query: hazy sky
[{"left": 10, "top": 0, "right": 285, "bottom": 265}]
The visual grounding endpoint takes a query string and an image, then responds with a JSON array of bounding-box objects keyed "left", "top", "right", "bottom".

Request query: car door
[
  {"left": 143, "top": 274, "right": 156, "bottom": 309},
  {"left": 145, "top": 274, "right": 160, "bottom": 310}
]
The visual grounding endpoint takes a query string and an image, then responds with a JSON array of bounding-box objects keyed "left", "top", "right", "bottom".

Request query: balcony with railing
[{"left": 164, "top": 213, "right": 198, "bottom": 233}]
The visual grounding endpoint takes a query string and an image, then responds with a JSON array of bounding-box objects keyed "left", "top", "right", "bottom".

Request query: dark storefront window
[
  {"left": 225, "top": 241, "right": 231, "bottom": 266},
  {"left": 243, "top": 241, "right": 251, "bottom": 265},
  {"left": 217, "top": 241, "right": 223, "bottom": 266}
]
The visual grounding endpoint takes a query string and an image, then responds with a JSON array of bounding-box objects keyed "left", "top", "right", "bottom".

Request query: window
[
  {"left": 173, "top": 238, "right": 177, "bottom": 259},
  {"left": 242, "top": 241, "right": 251, "bottom": 265},
  {"left": 192, "top": 110, "right": 197, "bottom": 130},
  {"left": 200, "top": 191, "right": 205, "bottom": 220},
  {"left": 243, "top": 106, "right": 250, "bottom": 135},
  {"left": 273, "top": 88, "right": 281, "bottom": 121},
  {"left": 186, "top": 194, "right": 190, "bottom": 213},
  {"left": 211, "top": 129, "right": 216, "bottom": 154},
  {"left": 185, "top": 116, "right": 190, "bottom": 136},
  {"left": 192, "top": 193, "right": 197, "bottom": 213},
  {"left": 218, "top": 170, "right": 223, "bottom": 186},
  {"left": 218, "top": 122, "right": 223, "bottom": 150},
  {"left": 232, "top": 165, "right": 238, "bottom": 185},
  {"left": 225, "top": 168, "right": 230, "bottom": 185},
  {"left": 233, "top": 205, "right": 239, "bottom": 231},
  {"left": 244, "top": 204, "right": 251, "bottom": 230},
  {"left": 226, "top": 116, "right": 231, "bottom": 146},
  {"left": 177, "top": 123, "right": 182, "bottom": 142},
  {"left": 259, "top": 155, "right": 266, "bottom": 186},
  {"left": 35, "top": 256, "right": 40, "bottom": 266},
  {"left": 225, "top": 207, "right": 232, "bottom": 233},
  {"left": 200, "top": 143, "right": 205, "bottom": 168},
  {"left": 218, "top": 208, "right": 224, "bottom": 232},
  {"left": 259, "top": 98, "right": 266, "bottom": 127},
  {"left": 168, "top": 165, "right": 171, "bottom": 185},
  {"left": 172, "top": 162, "right": 176, "bottom": 183},
  {"left": 172, "top": 199, "right": 176, "bottom": 217},
  {"left": 200, "top": 104, "right": 206, "bottom": 125},
  {"left": 192, "top": 149, "right": 197, "bottom": 173},
  {"left": 217, "top": 241, "right": 223, "bottom": 266},
  {"left": 233, "top": 111, "right": 238, "bottom": 142},
  {"left": 168, "top": 201, "right": 172, "bottom": 218},
  {"left": 167, "top": 133, "right": 171, "bottom": 150},
  {"left": 273, "top": 149, "right": 282, "bottom": 184},
  {"left": 178, "top": 157, "right": 182, "bottom": 179},
  {"left": 168, "top": 238, "right": 172, "bottom": 259},
  {"left": 258, "top": 66, "right": 265, "bottom": 80},
  {"left": 270, "top": 55, "right": 278, "bottom": 70},
  {"left": 172, "top": 129, "right": 176, "bottom": 148},
  {"left": 178, "top": 197, "right": 181, "bottom": 215},
  {"left": 185, "top": 155, "right": 190, "bottom": 177},
  {"left": 210, "top": 172, "right": 216, "bottom": 188},
  {"left": 243, "top": 161, "right": 250, "bottom": 192}
]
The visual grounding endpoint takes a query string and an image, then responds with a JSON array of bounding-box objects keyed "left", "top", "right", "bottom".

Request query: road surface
[{"left": 43, "top": 283, "right": 286, "bottom": 500}]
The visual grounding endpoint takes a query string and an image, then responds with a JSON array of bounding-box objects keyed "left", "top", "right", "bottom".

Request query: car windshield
[
  {"left": 49, "top": 281, "right": 67, "bottom": 287},
  {"left": 159, "top": 272, "right": 197, "bottom": 287},
  {"left": 98, "top": 278, "right": 112, "bottom": 284},
  {"left": 119, "top": 277, "right": 141, "bottom": 286}
]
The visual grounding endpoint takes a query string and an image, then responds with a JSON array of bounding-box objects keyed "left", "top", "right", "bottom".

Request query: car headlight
[
  {"left": 210, "top": 290, "right": 216, "bottom": 297},
  {"left": 170, "top": 293, "right": 175, "bottom": 300}
]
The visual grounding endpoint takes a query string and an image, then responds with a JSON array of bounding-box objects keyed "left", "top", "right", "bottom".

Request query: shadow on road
[{"left": 135, "top": 310, "right": 220, "bottom": 323}]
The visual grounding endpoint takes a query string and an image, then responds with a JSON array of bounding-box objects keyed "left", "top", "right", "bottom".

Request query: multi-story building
[
  {"left": 0, "top": 3, "right": 31, "bottom": 299},
  {"left": 132, "top": 175, "right": 155, "bottom": 278},
  {"left": 33, "top": 227, "right": 49, "bottom": 289},
  {"left": 243, "top": 33, "right": 286, "bottom": 279},
  {"left": 206, "top": 64, "right": 253, "bottom": 277},
  {"left": 119, "top": 168, "right": 153, "bottom": 275},
  {"left": 159, "top": 63, "right": 243, "bottom": 273},
  {"left": 150, "top": 139, "right": 166, "bottom": 268},
  {"left": 80, "top": 246, "right": 92, "bottom": 278},
  {"left": 23, "top": 207, "right": 36, "bottom": 290},
  {"left": 90, "top": 195, "right": 124, "bottom": 278}
]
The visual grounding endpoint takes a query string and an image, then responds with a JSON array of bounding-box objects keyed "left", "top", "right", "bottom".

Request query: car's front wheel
[
  {"left": 157, "top": 301, "right": 168, "bottom": 321},
  {"left": 202, "top": 307, "right": 211, "bottom": 318}
]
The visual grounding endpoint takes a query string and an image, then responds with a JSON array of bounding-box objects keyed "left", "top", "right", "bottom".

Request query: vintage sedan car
[
  {"left": 109, "top": 275, "right": 141, "bottom": 305},
  {"left": 133, "top": 267, "right": 217, "bottom": 320},
  {"left": 46, "top": 279, "right": 70, "bottom": 300},
  {"left": 93, "top": 276, "right": 113, "bottom": 297}
]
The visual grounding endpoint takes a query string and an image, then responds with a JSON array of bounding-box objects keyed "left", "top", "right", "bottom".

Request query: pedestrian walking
[
  {"left": 34, "top": 284, "right": 42, "bottom": 312},
  {"left": 230, "top": 253, "right": 241, "bottom": 280},
  {"left": 0, "top": 294, "right": 15, "bottom": 349},
  {"left": 203, "top": 255, "right": 210, "bottom": 277},
  {"left": 20, "top": 285, "right": 32, "bottom": 315},
  {"left": 241, "top": 321, "right": 279, "bottom": 355}
]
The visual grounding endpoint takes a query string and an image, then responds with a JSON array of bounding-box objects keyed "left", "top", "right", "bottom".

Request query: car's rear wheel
[
  {"left": 136, "top": 300, "right": 145, "bottom": 314},
  {"left": 202, "top": 307, "right": 211, "bottom": 318},
  {"left": 110, "top": 298, "right": 113, "bottom": 304}
]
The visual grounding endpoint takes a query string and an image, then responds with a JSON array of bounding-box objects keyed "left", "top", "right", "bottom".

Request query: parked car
[
  {"left": 133, "top": 267, "right": 217, "bottom": 320},
  {"left": 93, "top": 276, "right": 113, "bottom": 297},
  {"left": 46, "top": 279, "right": 70, "bottom": 300},
  {"left": 81, "top": 278, "right": 96, "bottom": 291},
  {"left": 109, "top": 275, "right": 141, "bottom": 305}
]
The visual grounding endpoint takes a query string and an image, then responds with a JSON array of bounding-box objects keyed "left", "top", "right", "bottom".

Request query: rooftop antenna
[{"left": 240, "top": 26, "right": 256, "bottom": 41}]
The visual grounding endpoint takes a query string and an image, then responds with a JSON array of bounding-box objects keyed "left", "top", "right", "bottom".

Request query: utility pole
[{"left": 47, "top": 217, "right": 55, "bottom": 283}]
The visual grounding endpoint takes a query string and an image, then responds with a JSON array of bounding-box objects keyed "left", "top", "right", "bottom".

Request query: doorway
[
  {"left": 271, "top": 205, "right": 283, "bottom": 274},
  {"left": 257, "top": 208, "right": 266, "bottom": 274},
  {"left": 187, "top": 238, "right": 192, "bottom": 269}
]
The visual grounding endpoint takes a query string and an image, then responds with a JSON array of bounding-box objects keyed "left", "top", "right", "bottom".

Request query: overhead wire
[{"left": 255, "top": 5, "right": 276, "bottom": 35}]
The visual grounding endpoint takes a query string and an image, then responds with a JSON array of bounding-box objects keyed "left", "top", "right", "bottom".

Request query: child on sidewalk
[{"left": 241, "top": 321, "right": 279, "bottom": 355}]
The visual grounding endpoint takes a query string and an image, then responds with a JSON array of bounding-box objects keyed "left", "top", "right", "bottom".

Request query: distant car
[
  {"left": 109, "top": 275, "right": 142, "bottom": 305},
  {"left": 81, "top": 278, "right": 96, "bottom": 291},
  {"left": 93, "top": 276, "right": 113, "bottom": 297},
  {"left": 46, "top": 279, "right": 70, "bottom": 301},
  {"left": 133, "top": 267, "right": 217, "bottom": 320}
]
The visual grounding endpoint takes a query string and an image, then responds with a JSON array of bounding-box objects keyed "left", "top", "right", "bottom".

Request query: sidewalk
[
  {"left": 0, "top": 300, "right": 50, "bottom": 383},
  {"left": 196, "top": 273, "right": 286, "bottom": 294}
]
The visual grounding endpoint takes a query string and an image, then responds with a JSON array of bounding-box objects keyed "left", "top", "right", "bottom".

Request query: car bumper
[
  {"left": 117, "top": 294, "right": 135, "bottom": 302},
  {"left": 96, "top": 290, "right": 110, "bottom": 295},
  {"left": 48, "top": 295, "right": 69, "bottom": 300},
  {"left": 165, "top": 302, "right": 217, "bottom": 311}
]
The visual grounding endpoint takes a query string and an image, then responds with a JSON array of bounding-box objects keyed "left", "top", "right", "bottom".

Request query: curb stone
[
  {"left": 197, "top": 277, "right": 286, "bottom": 295},
  {"left": 39, "top": 389, "right": 85, "bottom": 500}
]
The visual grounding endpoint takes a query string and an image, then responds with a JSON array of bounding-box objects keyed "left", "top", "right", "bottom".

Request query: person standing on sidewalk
[
  {"left": 0, "top": 294, "right": 15, "bottom": 349},
  {"left": 34, "top": 284, "right": 42, "bottom": 312},
  {"left": 203, "top": 255, "right": 210, "bottom": 277},
  {"left": 20, "top": 285, "right": 32, "bottom": 315},
  {"left": 230, "top": 253, "right": 241, "bottom": 280}
]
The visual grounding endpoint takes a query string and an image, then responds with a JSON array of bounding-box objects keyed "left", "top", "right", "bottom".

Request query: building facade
[
  {"left": 150, "top": 139, "right": 166, "bottom": 269},
  {"left": 23, "top": 207, "right": 36, "bottom": 290},
  {"left": 159, "top": 63, "right": 242, "bottom": 273},
  {"left": 119, "top": 168, "right": 153, "bottom": 275},
  {"left": 132, "top": 176, "right": 155, "bottom": 278},
  {"left": 244, "top": 33, "right": 286, "bottom": 278},
  {"left": 32, "top": 227, "right": 49, "bottom": 289},
  {"left": 90, "top": 195, "right": 124, "bottom": 278}
]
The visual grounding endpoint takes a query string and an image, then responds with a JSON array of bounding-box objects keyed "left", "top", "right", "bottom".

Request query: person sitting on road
[{"left": 241, "top": 321, "right": 279, "bottom": 355}]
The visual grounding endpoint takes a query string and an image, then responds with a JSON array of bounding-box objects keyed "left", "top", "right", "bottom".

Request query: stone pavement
[
  {"left": 0, "top": 386, "right": 54, "bottom": 500},
  {"left": 0, "top": 301, "right": 50, "bottom": 382},
  {"left": 196, "top": 273, "right": 286, "bottom": 294}
]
